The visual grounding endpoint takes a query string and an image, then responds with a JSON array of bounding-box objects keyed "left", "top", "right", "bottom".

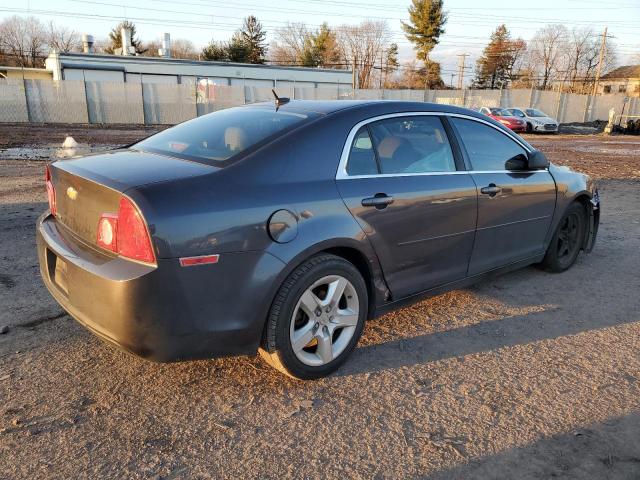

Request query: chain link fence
[{"left": 1, "top": 78, "right": 638, "bottom": 125}]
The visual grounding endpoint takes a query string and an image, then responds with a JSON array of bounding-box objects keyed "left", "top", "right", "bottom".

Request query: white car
[{"left": 506, "top": 108, "right": 559, "bottom": 133}]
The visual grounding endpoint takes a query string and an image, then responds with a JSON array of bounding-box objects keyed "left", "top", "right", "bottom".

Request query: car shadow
[{"left": 424, "top": 411, "right": 640, "bottom": 480}]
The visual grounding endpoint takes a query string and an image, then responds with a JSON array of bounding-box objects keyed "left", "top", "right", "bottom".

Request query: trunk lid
[{"left": 50, "top": 149, "right": 214, "bottom": 246}]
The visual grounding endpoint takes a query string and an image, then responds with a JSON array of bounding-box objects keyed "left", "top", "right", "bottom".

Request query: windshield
[
  {"left": 525, "top": 109, "right": 547, "bottom": 117},
  {"left": 489, "top": 108, "right": 511, "bottom": 116},
  {"left": 134, "top": 107, "right": 310, "bottom": 165}
]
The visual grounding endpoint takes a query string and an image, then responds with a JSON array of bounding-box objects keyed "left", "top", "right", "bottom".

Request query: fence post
[
  {"left": 22, "top": 77, "right": 32, "bottom": 123},
  {"left": 528, "top": 87, "right": 535, "bottom": 108},
  {"left": 83, "top": 78, "right": 91, "bottom": 124},
  {"left": 555, "top": 90, "right": 563, "bottom": 123},
  {"left": 583, "top": 95, "right": 592, "bottom": 123}
]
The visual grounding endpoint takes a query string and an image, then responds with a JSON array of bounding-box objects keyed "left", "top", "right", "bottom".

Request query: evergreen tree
[
  {"left": 104, "top": 20, "right": 146, "bottom": 54},
  {"left": 227, "top": 32, "right": 251, "bottom": 63},
  {"left": 474, "top": 25, "right": 526, "bottom": 89},
  {"left": 299, "top": 23, "right": 340, "bottom": 67},
  {"left": 384, "top": 43, "right": 400, "bottom": 75},
  {"left": 239, "top": 16, "right": 267, "bottom": 64},
  {"left": 202, "top": 40, "right": 229, "bottom": 61},
  {"left": 401, "top": 0, "right": 447, "bottom": 62}
]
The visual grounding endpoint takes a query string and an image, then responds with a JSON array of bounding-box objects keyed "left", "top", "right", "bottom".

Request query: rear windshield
[
  {"left": 490, "top": 108, "right": 510, "bottom": 116},
  {"left": 134, "top": 107, "right": 309, "bottom": 165}
]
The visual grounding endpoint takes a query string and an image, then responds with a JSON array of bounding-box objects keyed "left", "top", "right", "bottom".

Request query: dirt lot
[{"left": 1, "top": 125, "right": 639, "bottom": 479}]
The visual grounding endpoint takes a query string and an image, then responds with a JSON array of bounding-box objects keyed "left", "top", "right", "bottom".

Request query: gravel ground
[{"left": 0, "top": 126, "right": 639, "bottom": 479}]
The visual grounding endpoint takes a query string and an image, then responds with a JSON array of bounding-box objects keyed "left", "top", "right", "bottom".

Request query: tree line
[
  {"left": 0, "top": 0, "right": 620, "bottom": 93},
  {"left": 473, "top": 23, "right": 617, "bottom": 94}
]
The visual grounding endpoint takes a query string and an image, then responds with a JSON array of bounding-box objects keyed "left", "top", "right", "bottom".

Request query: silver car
[{"left": 507, "top": 108, "right": 559, "bottom": 133}]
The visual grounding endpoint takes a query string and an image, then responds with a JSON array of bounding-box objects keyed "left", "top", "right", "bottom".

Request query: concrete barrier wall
[
  {"left": 1, "top": 79, "right": 635, "bottom": 125},
  {"left": 25, "top": 79, "right": 88, "bottom": 123},
  {"left": 0, "top": 79, "right": 29, "bottom": 122},
  {"left": 86, "top": 81, "right": 144, "bottom": 124}
]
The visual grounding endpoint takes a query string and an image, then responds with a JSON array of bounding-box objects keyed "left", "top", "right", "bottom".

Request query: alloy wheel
[
  {"left": 557, "top": 212, "right": 580, "bottom": 260},
  {"left": 289, "top": 275, "right": 360, "bottom": 367}
]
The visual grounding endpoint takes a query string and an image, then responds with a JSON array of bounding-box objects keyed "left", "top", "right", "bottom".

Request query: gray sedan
[
  {"left": 507, "top": 108, "right": 559, "bottom": 133},
  {"left": 37, "top": 100, "right": 599, "bottom": 379}
]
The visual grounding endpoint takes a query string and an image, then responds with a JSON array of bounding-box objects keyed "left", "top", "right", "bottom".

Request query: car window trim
[{"left": 336, "top": 112, "right": 535, "bottom": 180}]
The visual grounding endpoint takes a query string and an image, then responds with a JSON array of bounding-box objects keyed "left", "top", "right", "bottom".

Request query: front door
[
  {"left": 336, "top": 115, "right": 478, "bottom": 298},
  {"left": 449, "top": 117, "right": 556, "bottom": 275}
]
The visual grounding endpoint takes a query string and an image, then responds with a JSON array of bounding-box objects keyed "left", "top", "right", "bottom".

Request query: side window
[
  {"left": 346, "top": 127, "right": 378, "bottom": 176},
  {"left": 450, "top": 117, "right": 527, "bottom": 171},
  {"left": 368, "top": 116, "right": 456, "bottom": 174}
]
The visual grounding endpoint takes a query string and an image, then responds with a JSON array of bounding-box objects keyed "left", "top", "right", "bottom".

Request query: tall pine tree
[
  {"left": 474, "top": 25, "right": 526, "bottom": 89},
  {"left": 401, "top": 0, "right": 447, "bottom": 62},
  {"left": 401, "top": 0, "right": 447, "bottom": 88},
  {"left": 239, "top": 16, "right": 267, "bottom": 64}
]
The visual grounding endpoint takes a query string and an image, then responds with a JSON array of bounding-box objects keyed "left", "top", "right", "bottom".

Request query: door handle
[
  {"left": 480, "top": 184, "right": 502, "bottom": 196},
  {"left": 361, "top": 194, "right": 394, "bottom": 209}
]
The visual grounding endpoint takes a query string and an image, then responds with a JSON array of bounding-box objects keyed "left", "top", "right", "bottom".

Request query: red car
[{"left": 479, "top": 107, "right": 526, "bottom": 133}]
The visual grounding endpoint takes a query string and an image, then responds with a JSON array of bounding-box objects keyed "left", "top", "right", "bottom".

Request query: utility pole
[
  {"left": 352, "top": 57, "right": 357, "bottom": 91},
  {"left": 457, "top": 54, "right": 469, "bottom": 90},
  {"left": 591, "top": 27, "right": 610, "bottom": 97},
  {"left": 379, "top": 48, "right": 384, "bottom": 89}
]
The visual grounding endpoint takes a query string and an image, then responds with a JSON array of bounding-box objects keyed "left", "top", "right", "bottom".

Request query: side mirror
[
  {"left": 505, "top": 153, "right": 528, "bottom": 170},
  {"left": 527, "top": 150, "right": 550, "bottom": 170}
]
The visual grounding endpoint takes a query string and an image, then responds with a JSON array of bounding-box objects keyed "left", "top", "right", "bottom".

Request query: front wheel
[
  {"left": 259, "top": 254, "right": 368, "bottom": 380},
  {"left": 541, "top": 202, "right": 587, "bottom": 272}
]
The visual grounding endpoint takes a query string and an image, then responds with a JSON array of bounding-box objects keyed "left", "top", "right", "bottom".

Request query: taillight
[
  {"left": 95, "top": 197, "right": 156, "bottom": 264},
  {"left": 117, "top": 197, "right": 155, "bottom": 263},
  {"left": 45, "top": 164, "right": 57, "bottom": 216}
]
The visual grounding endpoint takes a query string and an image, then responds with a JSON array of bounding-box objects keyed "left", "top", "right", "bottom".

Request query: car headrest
[
  {"left": 377, "top": 136, "right": 406, "bottom": 158},
  {"left": 224, "top": 127, "right": 249, "bottom": 152}
]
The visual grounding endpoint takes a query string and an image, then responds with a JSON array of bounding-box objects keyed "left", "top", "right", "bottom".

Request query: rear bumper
[{"left": 37, "top": 213, "right": 285, "bottom": 362}]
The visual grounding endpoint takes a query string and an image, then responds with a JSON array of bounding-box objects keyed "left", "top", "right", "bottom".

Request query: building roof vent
[
  {"left": 158, "top": 33, "right": 171, "bottom": 58},
  {"left": 82, "top": 34, "right": 94, "bottom": 54}
]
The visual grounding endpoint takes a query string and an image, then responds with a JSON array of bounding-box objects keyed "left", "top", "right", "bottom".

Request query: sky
[{"left": 1, "top": 0, "right": 639, "bottom": 85}]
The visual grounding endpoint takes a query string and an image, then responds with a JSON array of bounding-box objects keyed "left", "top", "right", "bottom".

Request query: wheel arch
[
  {"left": 572, "top": 192, "right": 599, "bottom": 252},
  {"left": 265, "top": 238, "right": 389, "bottom": 328}
]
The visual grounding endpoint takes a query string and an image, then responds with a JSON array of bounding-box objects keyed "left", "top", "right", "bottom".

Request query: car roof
[{"left": 247, "top": 99, "right": 487, "bottom": 118}]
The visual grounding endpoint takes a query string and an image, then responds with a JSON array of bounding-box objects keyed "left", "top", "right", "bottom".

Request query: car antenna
[{"left": 272, "top": 89, "right": 290, "bottom": 111}]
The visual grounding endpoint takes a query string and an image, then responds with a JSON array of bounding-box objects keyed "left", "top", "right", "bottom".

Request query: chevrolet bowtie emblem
[{"left": 66, "top": 186, "right": 78, "bottom": 200}]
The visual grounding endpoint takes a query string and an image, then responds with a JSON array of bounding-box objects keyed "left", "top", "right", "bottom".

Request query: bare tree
[
  {"left": 529, "top": 24, "right": 568, "bottom": 89},
  {"left": 336, "top": 21, "right": 390, "bottom": 89},
  {"left": 143, "top": 38, "right": 198, "bottom": 59},
  {"left": 47, "top": 21, "right": 80, "bottom": 53},
  {"left": 0, "top": 15, "right": 47, "bottom": 67},
  {"left": 561, "top": 27, "right": 618, "bottom": 93},
  {"left": 270, "top": 22, "right": 309, "bottom": 65}
]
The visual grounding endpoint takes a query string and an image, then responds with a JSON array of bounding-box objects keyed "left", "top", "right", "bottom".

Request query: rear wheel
[
  {"left": 541, "top": 202, "right": 587, "bottom": 272},
  {"left": 259, "top": 254, "right": 367, "bottom": 379}
]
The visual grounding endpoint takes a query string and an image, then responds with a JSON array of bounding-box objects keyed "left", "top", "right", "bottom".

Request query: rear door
[
  {"left": 449, "top": 116, "right": 556, "bottom": 275},
  {"left": 336, "top": 114, "right": 477, "bottom": 299}
]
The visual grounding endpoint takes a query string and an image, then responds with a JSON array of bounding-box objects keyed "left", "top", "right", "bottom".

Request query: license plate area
[{"left": 46, "top": 248, "right": 69, "bottom": 296}]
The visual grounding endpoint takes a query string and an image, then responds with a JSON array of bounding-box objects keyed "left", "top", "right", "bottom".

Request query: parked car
[
  {"left": 506, "top": 108, "right": 559, "bottom": 133},
  {"left": 478, "top": 107, "right": 527, "bottom": 132},
  {"left": 38, "top": 100, "right": 600, "bottom": 380}
]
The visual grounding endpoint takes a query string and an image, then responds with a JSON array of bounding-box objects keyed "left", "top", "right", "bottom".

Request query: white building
[{"left": 45, "top": 52, "right": 353, "bottom": 91}]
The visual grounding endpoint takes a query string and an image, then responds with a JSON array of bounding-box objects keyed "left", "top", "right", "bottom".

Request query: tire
[
  {"left": 526, "top": 122, "right": 533, "bottom": 133},
  {"left": 541, "top": 202, "right": 587, "bottom": 272},
  {"left": 259, "top": 254, "right": 368, "bottom": 380}
]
